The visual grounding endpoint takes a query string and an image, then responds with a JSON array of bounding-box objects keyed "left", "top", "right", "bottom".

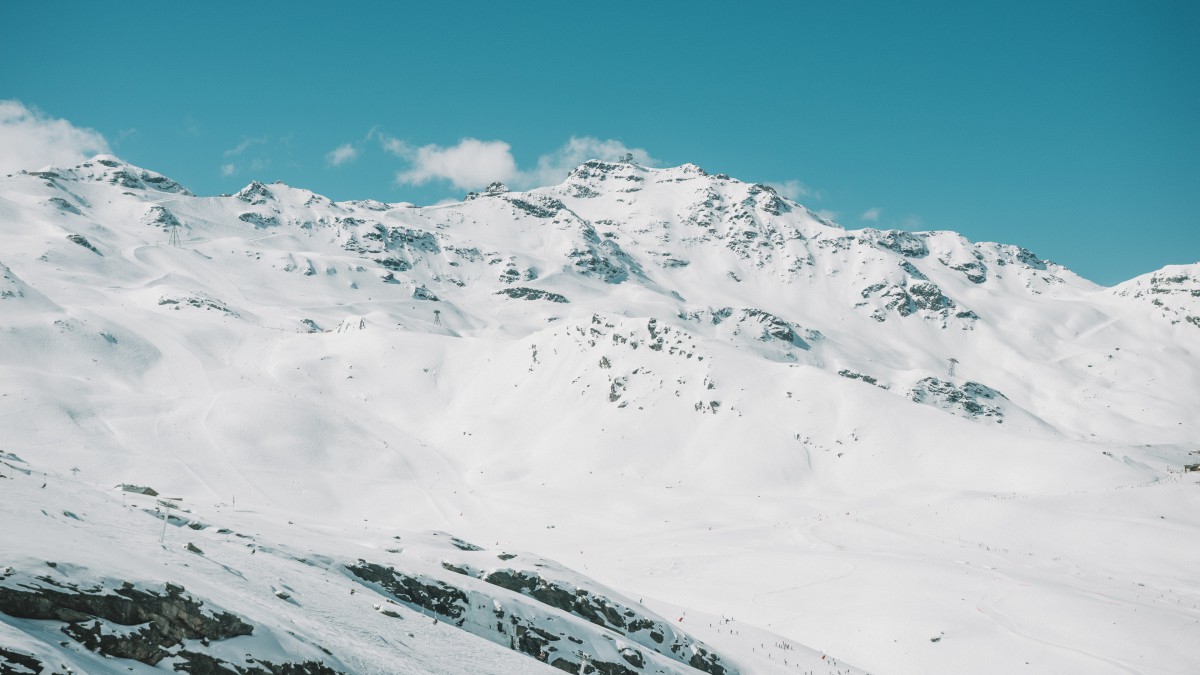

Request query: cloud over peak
[
  {"left": 375, "top": 134, "right": 656, "bottom": 191},
  {"left": 0, "top": 100, "right": 110, "bottom": 174},
  {"left": 765, "top": 180, "right": 813, "bottom": 201},
  {"left": 527, "top": 137, "right": 657, "bottom": 188},
  {"left": 390, "top": 138, "right": 519, "bottom": 191}
]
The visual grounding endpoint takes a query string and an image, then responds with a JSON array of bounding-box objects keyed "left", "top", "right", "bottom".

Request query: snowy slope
[{"left": 0, "top": 155, "right": 1197, "bottom": 675}]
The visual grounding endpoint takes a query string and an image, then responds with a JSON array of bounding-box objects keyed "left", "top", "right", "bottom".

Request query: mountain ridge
[{"left": 1, "top": 154, "right": 1197, "bottom": 675}]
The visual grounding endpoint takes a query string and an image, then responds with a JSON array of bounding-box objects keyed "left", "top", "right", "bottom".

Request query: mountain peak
[
  {"left": 235, "top": 180, "right": 275, "bottom": 204},
  {"left": 91, "top": 153, "right": 128, "bottom": 167},
  {"left": 464, "top": 181, "right": 510, "bottom": 201},
  {"left": 21, "top": 154, "right": 193, "bottom": 196},
  {"left": 565, "top": 158, "right": 650, "bottom": 181}
]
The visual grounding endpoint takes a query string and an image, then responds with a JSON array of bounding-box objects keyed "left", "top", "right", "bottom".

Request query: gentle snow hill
[{"left": 0, "top": 155, "right": 1198, "bottom": 675}]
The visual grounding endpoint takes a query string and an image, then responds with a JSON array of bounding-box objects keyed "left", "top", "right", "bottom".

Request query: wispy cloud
[
  {"left": 0, "top": 100, "right": 110, "bottom": 174},
  {"left": 224, "top": 136, "right": 267, "bottom": 157},
  {"left": 765, "top": 180, "right": 813, "bottom": 201},
  {"left": 326, "top": 143, "right": 359, "bottom": 167},
  {"left": 220, "top": 136, "right": 277, "bottom": 178},
  {"left": 181, "top": 116, "right": 202, "bottom": 137},
  {"left": 861, "top": 207, "right": 882, "bottom": 222},
  {"left": 374, "top": 134, "right": 657, "bottom": 191},
  {"left": 371, "top": 128, "right": 409, "bottom": 158}
]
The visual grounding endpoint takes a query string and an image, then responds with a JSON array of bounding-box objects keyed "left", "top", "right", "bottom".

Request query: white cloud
[
  {"left": 379, "top": 134, "right": 657, "bottom": 191},
  {"left": 375, "top": 131, "right": 409, "bottom": 158},
  {"left": 815, "top": 209, "right": 839, "bottom": 223},
  {"left": 382, "top": 138, "right": 408, "bottom": 156},
  {"left": 765, "top": 180, "right": 812, "bottom": 201},
  {"left": 0, "top": 100, "right": 110, "bottom": 174},
  {"left": 393, "top": 138, "right": 520, "bottom": 191},
  {"left": 220, "top": 163, "right": 237, "bottom": 177},
  {"left": 326, "top": 143, "right": 359, "bottom": 167},
  {"left": 861, "top": 207, "right": 882, "bottom": 222}
]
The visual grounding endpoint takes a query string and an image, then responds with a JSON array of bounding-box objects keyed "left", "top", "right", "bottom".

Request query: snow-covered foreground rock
[{"left": 0, "top": 155, "right": 1197, "bottom": 674}]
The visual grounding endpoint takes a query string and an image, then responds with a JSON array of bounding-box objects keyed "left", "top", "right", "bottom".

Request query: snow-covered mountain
[{"left": 1, "top": 155, "right": 1197, "bottom": 675}]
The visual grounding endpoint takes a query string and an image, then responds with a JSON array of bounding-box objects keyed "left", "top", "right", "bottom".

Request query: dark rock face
[
  {"left": 449, "top": 537, "right": 483, "bottom": 552},
  {"left": 742, "top": 309, "right": 810, "bottom": 349},
  {"left": 412, "top": 286, "right": 440, "bottom": 301},
  {"left": 353, "top": 557, "right": 734, "bottom": 675},
  {"left": 570, "top": 243, "right": 630, "bottom": 283},
  {"left": 0, "top": 577, "right": 343, "bottom": 674},
  {"left": 579, "top": 658, "right": 640, "bottom": 675},
  {"left": 69, "top": 160, "right": 190, "bottom": 193},
  {"left": 66, "top": 234, "right": 101, "bottom": 255},
  {"left": 910, "top": 377, "right": 1006, "bottom": 421},
  {"left": 174, "top": 651, "right": 341, "bottom": 675},
  {"left": 496, "top": 287, "right": 569, "bottom": 303},
  {"left": 566, "top": 161, "right": 647, "bottom": 193},
  {"left": 46, "top": 196, "right": 82, "bottom": 215},
  {"left": 118, "top": 483, "right": 159, "bottom": 496},
  {"left": 146, "top": 205, "right": 182, "bottom": 229},
  {"left": 373, "top": 256, "right": 412, "bottom": 272},
  {"left": 746, "top": 184, "right": 791, "bottom": 216},
  {"left": 158, "top": 294, "right": 238, "bottom": 317},
  {"left": 0, "top": 579, "right": 251, "bottom": 665},
  {"left": 900, "top": 260, "right": 928, "bottom": 281},
  {"left": 505, "top": 196, "right": 566, "bottom": 219},
  {"left": 1014, "top": 247, "right": 1047, "bottom": 270},
  {"left": 236, "top": 181, "right": 275, "bottom": 205},
  {"left": 681, "top": 307, "right": 818, "bottom": 353},
  {"left": 568, "top": 224, "right": 642, "bottom": 285},
  {"left": 906, "top": 282, "right": 955, "bottom": 312},
  {"left": 238, "top": 212, "right": 281, "bottom": 228},
  {"left": 469, "top": 568, "right": 730, "bottom": 675},
  {"left": 862, "top": 280, "right": 975, "bottom": 325},
  {"left": 947, "top": 260, "right": 988, "bottom": 284},
  {"left": 871, "top": 230, "right": 929, "bottom": 258},
  {"left": 363, "top": 224, "right": 439, "bottom": 254},
  {"left": 89, "top": 160, "right": 192, "bottom": 195},
  {"left": 0, "top": 646, "right": 43, "bottom": 674},
  {"left": 345, "top": 561, "right": 468, "bottom": 620},
  {"left": 838, "top": 369, "right": 887, "bottom": 388}
]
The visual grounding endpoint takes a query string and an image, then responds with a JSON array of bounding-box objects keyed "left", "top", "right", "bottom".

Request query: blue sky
[{"left": 2, "top": 1, "right": 1195, "bottom": 284}]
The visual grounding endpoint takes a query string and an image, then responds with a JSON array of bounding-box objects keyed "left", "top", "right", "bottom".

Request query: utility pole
[
  {"left": 159, "top": 497, "right": 182, "bottom": 545},
  {"left": 948, "top": 357, "right": 958, "bottom": 378},
  {"left": 166, "top": 222, "right": 182, "bottom": 247}
]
